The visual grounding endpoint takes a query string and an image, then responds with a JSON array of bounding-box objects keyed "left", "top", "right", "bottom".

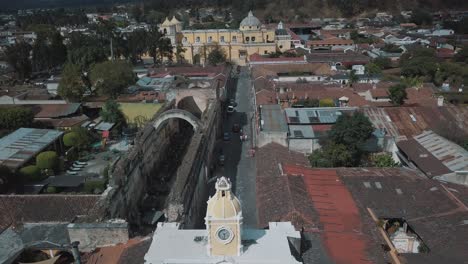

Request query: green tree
[
  {"left": 365, "top": 63, "right": 382, "bottom": 76},
  {"left": 329, "top": 112, "right": 374, "bottom": 148},
  {"left": 63, "top": 127, "right": 92, "bottom": 150},
  {"left": 90, "top": 60, "right": 135, "bottom": 98},
  {"left": 388, "top": 84, "right": 408, "bottom": 106},
  {"left": 19, "top": 165, "right": 43, "bottom": 182},
  {"left": 32, "top": 34, "right": 51, "bottom": 71},
  {"left": 100, "top": 100, "right": 126, "bottom": 125},
  {"left": 455, "top": 46, "right": 468, "bottom": 64},
  {"left": 410, "top": 9, "right": 433, "bottom": 26},
  {"left": 49, "top": 31, "right": 67, "bottom": 67},
  {"left": 176, "top": 44, "right": 187, "bottom": 63},
  {"left": 36, "top": 151, "right": 58, "bottom": 174},
  {"left": 0, "top": 107, "right": 34, "bottom": 130},
  {"left": 373, "top": 57, "right": 392, "bottom": 69},
  {"left": 309, "top": 143, "right": 353, "bottom": 167},
  {"left": 349, "top": 69, "right": 359, "bottom": 86},
  {"left": 58, "top": 63, "right": 87, "bottom": 102},
  {"left": 207, "top": 43, "right": 227, "bottom": 65},
  {"left": 372, "top": 153, "right": 400, "bottom": 167},
  {"left": 5, "top": 41, "right": 32, "bottom": 80},
  {"left": 67, "top": 32, "right": 107, "bottom": 72}
]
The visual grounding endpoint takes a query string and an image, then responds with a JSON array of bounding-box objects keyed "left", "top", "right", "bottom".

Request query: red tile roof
[
  {"left": 249, "top": 53, "right": 306, "bottom": 63},
  {"left": 283, "top": 165, "right": 374, "bottom": 264},
  {"left": 0, "top": 195, "right": 100, "bottom": 231},
  {"left": 83, "top": 237, "right": 152, "bottom": 264},
  {"left": 308, "top": 38, "right": 354, "bottom": 46}
]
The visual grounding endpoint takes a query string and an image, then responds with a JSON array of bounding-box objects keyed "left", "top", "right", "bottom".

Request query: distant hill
[{"left": 1, "top": 0, "right": 467, "bottom": 15}]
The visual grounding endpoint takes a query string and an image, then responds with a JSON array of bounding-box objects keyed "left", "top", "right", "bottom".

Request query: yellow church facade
[{"left": 160, "top": 11, "right": 290, "bottom": 65}]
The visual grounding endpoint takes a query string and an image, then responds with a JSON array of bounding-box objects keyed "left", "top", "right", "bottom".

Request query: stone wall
[
  {"left": 165, "top": 100, "right": 223, "bottom": 228},
  {"left": 97, "top": 101, "right": 178, "bottom": 225}
]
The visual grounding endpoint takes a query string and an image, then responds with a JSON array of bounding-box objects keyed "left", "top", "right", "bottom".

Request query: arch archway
[{"left": 153, "top": 109, "right": 203, "bottom": 132}]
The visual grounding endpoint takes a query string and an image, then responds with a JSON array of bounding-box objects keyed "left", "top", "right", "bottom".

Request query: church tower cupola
[{"left": 205, "top": 177, "right": 243, "bottom": 256}]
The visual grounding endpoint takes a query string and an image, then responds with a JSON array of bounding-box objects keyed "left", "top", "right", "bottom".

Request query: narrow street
[{"left": 220, "top": 66, "right": 258, "bottom": 227}]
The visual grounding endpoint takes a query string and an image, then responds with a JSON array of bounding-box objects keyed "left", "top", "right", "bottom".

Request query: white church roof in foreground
[{"left": 144, "top": 222, "right": 301, "bottom": 264}]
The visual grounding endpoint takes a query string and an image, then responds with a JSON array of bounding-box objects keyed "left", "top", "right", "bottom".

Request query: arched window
[
  {"left": 196, "top": 36, "right": 200, "bottom": 43},
  {"left": 220, "top": 36, "right": 225, "bottom": 43},
  {"left": 163, "top": 28, "right": 167, "bottom": 34},
  {"left": 183, "top": 37, "right": 188, "bottom": 43},
  {"left": 252, "top": 37, "right": 256, "bottom": 42},
  {"left": 208, "top": 36, "right": 212, "bottom": 43},
  {"left": 246, "top": 37, "right": 250, "bottom": 42},
  {"left": 232, "top": 36, "right": 237, "bottom": 43}
]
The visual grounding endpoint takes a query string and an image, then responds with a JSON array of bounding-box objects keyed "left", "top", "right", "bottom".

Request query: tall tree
[
  {"left": 207, "top": 43, "right": 227, "bottom": 65},
  {"left": 388, "top": 84, "right": 408, "bottom": 106},
  {"left": 0, "top": 107, "right": 34, "bottom": 129},
  {"left": 58, "top": 63, "right": 87, "bottom": 102},
  {"left": 329, "top": 112, "right": 374, "bottom": 148},
  {"left": 5, "top": 41, "right": 32, "bottom": 80},
  {"left": 100, "top": 100, "right": 126, "bottom": 125},
  {"left": 49, "top": 31, "right": 67, "bottom": 67},
  {"left": 90, "top": 60, "right": 135, "bottom": 98},
  {"left": 67, "top": 32, "right": 107, "bottom": 72},
  {"left": 32, "top": 34, "right": 51, "bottom": 72}
]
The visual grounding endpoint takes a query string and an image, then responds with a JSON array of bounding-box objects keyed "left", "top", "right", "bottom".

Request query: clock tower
[{"left": 205, "top": 177, "right": 243, "bottom": 256}]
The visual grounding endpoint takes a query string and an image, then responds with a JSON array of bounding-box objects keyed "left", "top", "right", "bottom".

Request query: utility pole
[{"left": 110, "top": 37, "right": 114, "bottom": 61}]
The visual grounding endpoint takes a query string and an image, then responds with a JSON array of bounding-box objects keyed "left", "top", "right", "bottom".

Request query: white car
[
  {"left": 66, "top": 170, "right": 78, "bottom": 175},
  {"left": 227, "top": 105, "right": 235, "bottom": 114}
]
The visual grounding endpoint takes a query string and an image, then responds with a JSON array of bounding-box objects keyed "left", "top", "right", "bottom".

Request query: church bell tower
[{"left": 205, "top": 177, "right": 243, "bottom": 256}]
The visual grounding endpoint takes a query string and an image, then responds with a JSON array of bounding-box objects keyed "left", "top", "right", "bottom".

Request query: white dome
[{"left": 240, "top": 11, "right": 261, "bottom": 29}]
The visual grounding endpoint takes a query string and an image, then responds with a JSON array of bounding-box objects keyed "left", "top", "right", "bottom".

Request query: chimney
[
  {"left": 437, "top": 96, "right": 444, "bottom": 107},
  {"left": 71, "top": 241, "right": 81, "bottom": 264}
]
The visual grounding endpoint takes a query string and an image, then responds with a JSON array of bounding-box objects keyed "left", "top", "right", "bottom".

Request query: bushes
[
  {"left": 0, "top": 107, "right": 34, "bottom": 130},
  {"left": 46, "top": 186, "right": 57, "bottom": 193},
  {"left": 319, "top": 98, "right": 335, "bottom": 107},
  {"left": 84, "top": 179, "right": 106, "bottom": 194},
  {"left": 63, "top": 132, "right": 79, "bottom": 147},
  {"left": 20, "top": 165, "right": 43, "bottom": 181},
  {"left": 36, "top": 151, "right": 58, "bottom": 172}
]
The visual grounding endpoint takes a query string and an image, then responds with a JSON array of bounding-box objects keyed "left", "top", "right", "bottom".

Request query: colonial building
[
  {"left": 160, "top": 11, "right": 290, "bottom": 65},
  {"left": 144, "top": 177, "right": 302, "bottom": 263}
]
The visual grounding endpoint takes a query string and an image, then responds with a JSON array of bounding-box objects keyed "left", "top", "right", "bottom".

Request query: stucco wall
[{"left": 67, "top": 221, "right": 129, "bottom": 252}]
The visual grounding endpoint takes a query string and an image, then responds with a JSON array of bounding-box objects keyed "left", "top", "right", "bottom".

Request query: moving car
[
  {"left": 223, "top": 132, "right": 231, "bottom": 141},
  {"left": 232, "top": 123, "right": 240, "bottom": 133},
  {"left": 229, "top": 99, "right": 238, "bottom": 107}
]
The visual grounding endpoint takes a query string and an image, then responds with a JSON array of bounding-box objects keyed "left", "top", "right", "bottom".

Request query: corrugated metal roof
[
  {"left": 260, "top": 104, "right": 288, "bottom": 133},
  {"left": 285, "top": 107, "right": 355, "bottom": 124},
  {"left": 0, "top": 128, "right": 63, "bottom": 170}
]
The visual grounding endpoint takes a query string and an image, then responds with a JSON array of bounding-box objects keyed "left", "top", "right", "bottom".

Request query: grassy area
[{"left": 119, "top": 103, "right": 162, "bottom": 126}]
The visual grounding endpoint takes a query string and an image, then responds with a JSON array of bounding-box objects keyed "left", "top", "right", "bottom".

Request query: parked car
[
  {"left": 72, "top": 163, "right": 86, "bottom": 168},
  {"left": 229, "top": 99, "right": 237, "bottom": 107},
  {"left": 66, "top": 170, "right": 78, "bottom": 175},
  {"left": 218, "top": 152, "right": 225, "bottom": 166},
  {"left": 69, "top": 167, "right": 82, "bottom": 171},
  {"left": 223, "top": 132, "right": 231, "bottom": 141},
  {"left": 232, "top": 123, "right": 240, "bottom": 133},
  {"left": 74, "top": 161, "right": 88, "bottom": 166},
  {"left": 227, "top": 105, "right": 235, "bottom": 114}
]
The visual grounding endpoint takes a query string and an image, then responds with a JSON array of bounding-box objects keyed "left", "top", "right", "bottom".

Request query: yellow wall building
[{"left": 160, "top": 11, "right": 290, "bottom": 65}]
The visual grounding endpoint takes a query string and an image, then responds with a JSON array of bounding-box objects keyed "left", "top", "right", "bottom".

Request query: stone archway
[{"left": 153, "top": 109, "right": 203, "bottom": 132}]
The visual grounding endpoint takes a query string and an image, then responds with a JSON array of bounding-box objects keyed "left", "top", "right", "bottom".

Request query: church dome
[
  {"left": 240, "top": 11, "right": 261, "bottom": 30},
  {"left": 206, "top": 177, "right": 241, "bottom": 219}
]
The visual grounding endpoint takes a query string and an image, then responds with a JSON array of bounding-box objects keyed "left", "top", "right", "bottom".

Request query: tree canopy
[
  {"left": 36, "top": 151, "right": 58, "bottom": 174},
  {"left": 58, "top": 63, "right": 87, "bottom": 102},
  {"left": 100, "top": 100, "right": 126, "bottom": 125},
  {"left": 329, "top": 112, "right": 374, "bottom": 148},
  {"left": 388, "top": 84, "right": 408, "bottom": 106},
  {"left": 5, "top": 42, "right": 32, "bottom": 80},
  {"left": 309, "top": 143, "right": 353, "bottom": 167},
  {"left": 90, "top": 60, "right": 135, "bottom": 98},
  {"left": 207, "top": 44, "right": 227, "bottom": 65},
  {"left": 63, "top": 127, "right": 92, "bottom": 150},
  {"left": 0, "top": 107, "right": 34, "bottom": 130}
]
